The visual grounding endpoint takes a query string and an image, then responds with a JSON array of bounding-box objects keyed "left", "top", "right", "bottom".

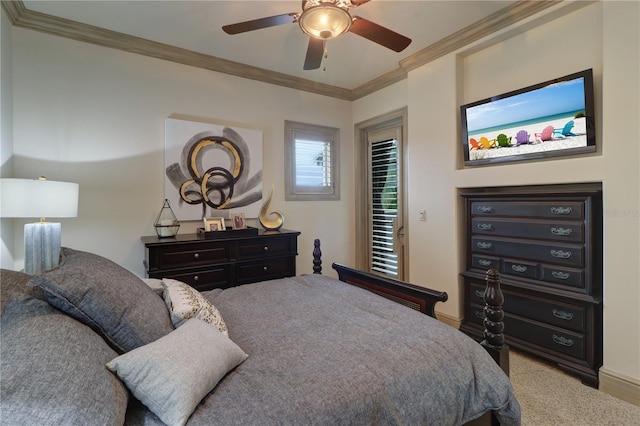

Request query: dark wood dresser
[
  {"left": 460, "top": 185, "right": 602, "bottom": 387},
  {"left": 141, "top": 229, "right": 300, "bottom": 291}
]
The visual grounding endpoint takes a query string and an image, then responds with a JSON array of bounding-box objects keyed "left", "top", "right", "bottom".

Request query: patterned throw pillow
[{"left": 162, "top": 279, "right": 228, "bottom": 335}]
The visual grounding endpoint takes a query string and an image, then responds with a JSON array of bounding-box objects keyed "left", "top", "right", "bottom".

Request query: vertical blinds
[{"left": 369, "top": 138, "right": 398, "bottom": 277}]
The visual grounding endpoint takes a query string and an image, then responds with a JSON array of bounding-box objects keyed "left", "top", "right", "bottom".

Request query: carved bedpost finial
[
  {"left": 313, "top": 239, "right": 322, "bottom": 274},
  {"left": 483, "top": 268, "right": 505, "bottom": 349}
]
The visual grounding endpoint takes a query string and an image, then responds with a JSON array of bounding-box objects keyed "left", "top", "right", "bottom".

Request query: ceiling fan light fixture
[{"left": 299, "top": 4, "right": 352, "bottom": 40}]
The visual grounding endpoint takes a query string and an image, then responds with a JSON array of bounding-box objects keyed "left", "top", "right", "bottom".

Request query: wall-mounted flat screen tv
[{"left": 461, "top": 69, "right": 595, "bottom": 166}]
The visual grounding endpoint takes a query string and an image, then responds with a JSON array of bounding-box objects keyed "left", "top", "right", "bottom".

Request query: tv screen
[{"left": 461, "top": 69, "right": 595, "bottom": 166}]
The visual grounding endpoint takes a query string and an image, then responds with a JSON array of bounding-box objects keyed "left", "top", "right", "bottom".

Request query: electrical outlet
[{"left": 418, "top": 210, "right": 426, "bottom": 221}]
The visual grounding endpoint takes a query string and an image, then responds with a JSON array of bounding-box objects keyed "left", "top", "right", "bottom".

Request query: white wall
[
  {"left": 359, "top": 2, "right": 640, "bottom": 389},
  {"left": 0, "top": 9, "right": 15, "bottom": 268},
  {"left": 8, "top": 27, "right": 355, "bottom": 277}
]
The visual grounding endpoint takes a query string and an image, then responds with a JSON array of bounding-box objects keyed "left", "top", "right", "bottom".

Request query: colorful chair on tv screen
[
  {"left": 515, "top": 130, "right": 530, "bottom": 145},
  {"left": 479, "top": 137, "right": 496, "bottom": 149},
  {"left": 554, "top": 120, "right": 575, "bottom": 138},
  {"left": 496, "top": 133, "right": 512, "bottom": 147},
  {"left": 534, "top": 125, "right": 554, "bottom": 142}
]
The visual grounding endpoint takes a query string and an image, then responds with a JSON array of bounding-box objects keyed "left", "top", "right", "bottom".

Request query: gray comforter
[{"left": 126, "top": 274, "right": 521, "bottom": 425}]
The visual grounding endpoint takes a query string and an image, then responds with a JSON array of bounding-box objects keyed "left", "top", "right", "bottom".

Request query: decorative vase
[{"left": 154, "top": 199, "right": 180, "bottom": 238}]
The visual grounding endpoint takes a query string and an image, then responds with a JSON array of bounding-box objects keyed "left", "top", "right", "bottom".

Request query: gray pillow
[
  {"left": 30, "top": 247, "right": 174, "bottom": 353},
  {"left": 1, "top": 294, "right": 129, "bottom": 425},
  {"left": 107, "top": 318, "right": 248, "bottom": 426},
  {"left": 0, "top": 269, "right": 36, "bottom": 314}
]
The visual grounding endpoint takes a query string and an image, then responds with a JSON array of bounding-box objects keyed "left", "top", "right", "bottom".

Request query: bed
[{"left": 0, "top": 241, "right": 520, "bottom": 426}]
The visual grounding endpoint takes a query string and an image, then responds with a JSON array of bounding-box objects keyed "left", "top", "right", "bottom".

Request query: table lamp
[{"left": 1, "top": 177, "right": 79, "bottom": 274}]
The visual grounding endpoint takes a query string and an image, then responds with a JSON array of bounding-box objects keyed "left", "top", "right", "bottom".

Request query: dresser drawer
[
  {"left": 541, "top": 265, "right": 585, "bottom": 290},
  {"left": 507, "top": 314, "right": 587, "bottom": 360},
  {"left": 148, "top": 266, "right": 230, "bottom": 291},
  {"left": 471, "top": 254, "right": 500, "bottom": 270},
  {"left": 237, "top": 237, "right": 293, "bottom": 259},
  {"left": 471, "top": 237, "right": 584, "bottom": 268},
  {"left": 468, "top": 303, "right": 586, "bottom": 360},
  {"left": 471, "top": 218, "right": 584, "bottom": 243},
  {"left": 468, "top": 282, "right": 587, "bottom": 333},
  {"left": 236, "top": 257, "right": 295, "bottom": 284},
  {"left": 471, "top": 200, "right": 584, "bottom": 220},
  {"left": 150, "top": 242, "right": 229, "bottom": 270},
  {"left": 502, "top": 259, "right": 539, "bottom": 280}
]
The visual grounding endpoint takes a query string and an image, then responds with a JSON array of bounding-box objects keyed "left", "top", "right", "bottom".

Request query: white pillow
[
  {"left": 106, "top": 319, "right": 248, "bottom": 426},
  {"left": 162, "top": 278, "right": 228, "bottom": 335}
]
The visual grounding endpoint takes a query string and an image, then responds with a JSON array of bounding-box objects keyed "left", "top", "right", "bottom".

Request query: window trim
[{"left": 285, "top": 120, "right": 340, "bottom": 201}]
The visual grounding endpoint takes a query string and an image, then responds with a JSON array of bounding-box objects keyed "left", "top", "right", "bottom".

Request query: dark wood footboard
[{"left": 332, "top": 263, "right": 448, "bottom": 318}]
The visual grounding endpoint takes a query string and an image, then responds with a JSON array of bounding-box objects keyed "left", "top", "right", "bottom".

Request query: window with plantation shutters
[
  {"left": 285, "top": 121, "right": 340, "bottom": 201},
  {"left": 369, "top": 137, "right": 399, "bottom": 277}
]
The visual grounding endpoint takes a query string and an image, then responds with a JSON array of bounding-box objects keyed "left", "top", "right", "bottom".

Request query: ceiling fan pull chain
[{"left": 323, "top": 40, "right": 328, "bottom": 71}]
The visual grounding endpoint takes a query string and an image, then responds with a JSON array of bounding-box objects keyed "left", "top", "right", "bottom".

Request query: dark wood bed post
[
  {"left": 481, "top": 268, "right": 509, "bottom": 377},
  {"left": 312, "top": 239, "right": 322, "bottom": 274}
]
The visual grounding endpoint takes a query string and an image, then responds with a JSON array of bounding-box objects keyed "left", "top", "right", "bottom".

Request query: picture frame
[
  {"left": 231, "top": 213, "right": 247, "bottom": 230},
  {"left": 203, "top": 217, "right": 226, "bottom": 232}
]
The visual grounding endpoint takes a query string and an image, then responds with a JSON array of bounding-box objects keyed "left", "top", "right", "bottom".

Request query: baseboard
[
  {"left": 599, "top": 368, "right": 640, "bottom": 406},
  {"left": 435, "top": 311, "right": 463, "bottom": 329}
]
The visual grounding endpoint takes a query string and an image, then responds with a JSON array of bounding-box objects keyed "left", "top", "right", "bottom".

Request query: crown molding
[
  {"left": 399, "top": 0, "right": 563, "bottom": 74},
  {"left": 1, "top": 0, "right": 353, "bottom": 100},
  {"left": 3, "top": 1, "right": 563, "bottom": 101}
]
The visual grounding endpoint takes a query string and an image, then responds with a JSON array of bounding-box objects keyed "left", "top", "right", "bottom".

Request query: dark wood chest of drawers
[
  {"left": 142, "top": 229, "right": 300, "bottom": 291},
  {"left": 460, "top": 186, "right": 602, "bottom": 387}
]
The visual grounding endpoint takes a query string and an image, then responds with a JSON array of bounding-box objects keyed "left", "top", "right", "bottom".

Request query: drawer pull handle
[
  {"left": 474, "top": 290, "right": 485, "bottom": 298},
  {"left": 193, "top": 275, "right": 199, "bottom": 281},
  {"left": 475, "top": 311, "right": 485, "bottom": 320},
  {"left": 550, "top": 206, "right": 573, "bottom": 215},
  {"left": 478, "top": 259, "right": 492, "bottom": 267},
  {"left": 551, "top": 271, "right": 570, "bottom": 280},
  {"left": 194, "top": 253, "right": 200, "bottom": 259},
  {"left": 477, "top": 223, "right": 494, "bottom": 231},
  {"left": 263, "top": 266, "right": 268, "bottom": 271},
  {"left": 552, "top": 309, "right": 574, "bottom": 321},
  {"left": 512, "top": 264, "right": 528, "bottom": 273},
  {"left": 263, "top": 246, "right": 269, "bottom": 251},
  {"left": 476, "top": 242, "right": 493, "bottom": 250},
  {"left": 477, "top": 206, "right": 494, "bottom": 213},
  {"left": 551, "top": 227, "right": 572, "bottom": 236},
  {"left": 550, "top": 249, "right": 572, "bottom": 259},
  {"left": 552, "top": 335, "right": 575, "bottom": 347}
]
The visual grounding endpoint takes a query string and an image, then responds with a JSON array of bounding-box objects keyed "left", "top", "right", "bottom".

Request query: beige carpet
[{"left": 510, "top": 350, "right": 640, "bottom": 425}]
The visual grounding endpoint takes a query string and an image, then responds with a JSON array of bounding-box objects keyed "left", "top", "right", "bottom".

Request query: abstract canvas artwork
[{"left": 165, "top": 118, "right": 263, "bottom": 221}]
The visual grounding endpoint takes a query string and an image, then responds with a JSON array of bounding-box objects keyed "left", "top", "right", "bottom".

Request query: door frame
[{"left": 354, "top": 107, "right": 409, "bottom": 279}]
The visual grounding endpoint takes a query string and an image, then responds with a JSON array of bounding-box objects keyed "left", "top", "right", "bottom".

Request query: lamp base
[{"left": 24, "top": 222, "right": 62, "bottom": 274}]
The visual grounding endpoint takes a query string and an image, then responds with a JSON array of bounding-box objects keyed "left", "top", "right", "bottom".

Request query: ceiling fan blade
[
  {"left": 350, "top": 0, "right": 372, "bottom": 6},
  {"left": 222, "top": 13, "right": 298, "bottom": 35},
  {"left": 349, "top": 16, "right": 411, "bottom": 52},
  {"left": 303, "top": 37, "right": 324, "bottom": 70}
]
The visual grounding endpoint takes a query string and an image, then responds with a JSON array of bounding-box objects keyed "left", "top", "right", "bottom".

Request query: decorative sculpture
[{"left": 259, "top": 184, "right": 284, "bottom": 230}]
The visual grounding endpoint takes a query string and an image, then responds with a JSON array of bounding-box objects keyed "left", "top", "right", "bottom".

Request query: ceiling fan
[{"left": 222, "top": 0, "right": 412, "bottom": 71}]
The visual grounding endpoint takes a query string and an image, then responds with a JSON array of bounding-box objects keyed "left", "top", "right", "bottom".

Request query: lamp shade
[{"left": 1, "top": 178, "right": 79, "bottom": 219}]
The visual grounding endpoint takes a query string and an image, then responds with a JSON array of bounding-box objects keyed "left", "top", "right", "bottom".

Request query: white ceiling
[{"left": 22, "top": 0, "right": 517, "bottom": 90}]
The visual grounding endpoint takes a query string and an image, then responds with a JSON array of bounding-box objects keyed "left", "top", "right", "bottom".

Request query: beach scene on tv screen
[{"left": 465, "top": 76, "right": 588, "bottom": 161}]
